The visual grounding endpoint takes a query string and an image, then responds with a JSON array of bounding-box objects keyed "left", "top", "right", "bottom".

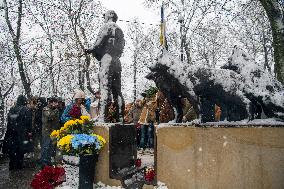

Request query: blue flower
[{"left": 71, "top": 134, "right": 101, "bottom": 150}]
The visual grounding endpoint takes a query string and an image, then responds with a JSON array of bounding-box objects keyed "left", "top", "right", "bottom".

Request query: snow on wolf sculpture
[
  {"left": 221, "top": 46, "right": 284, "bottom": 120},
  {"left": 148, "top": 48, "right": 284, "bottom": 122},
  {"left": 85, "top": 10, "right": 125, "bottom": 122},
  {"left": 148, "top": 52, "right": 251, "bottom": 122}
]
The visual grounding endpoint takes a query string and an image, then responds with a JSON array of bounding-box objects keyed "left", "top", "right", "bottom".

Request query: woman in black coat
[{"left": 3, "top": 95, "right": 32, "bottom": 170}]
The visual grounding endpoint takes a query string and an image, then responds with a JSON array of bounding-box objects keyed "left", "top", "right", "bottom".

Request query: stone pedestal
[{"left": 156, "top": 125, "right": 284, "bottom": 189}]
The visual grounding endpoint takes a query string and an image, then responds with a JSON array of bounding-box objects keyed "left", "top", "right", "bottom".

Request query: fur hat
[{"left": 73, "top": 89, "right": 86, "bottom": 100}]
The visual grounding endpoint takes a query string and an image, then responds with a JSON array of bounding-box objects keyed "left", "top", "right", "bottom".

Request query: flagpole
[{"left": 160, "top": 1, "right": 166, "bottom": 52}]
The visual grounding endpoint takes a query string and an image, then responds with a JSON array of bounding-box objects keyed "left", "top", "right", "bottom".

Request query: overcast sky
[{"left": 100, "top": 0, "right": 160, "bottom": 25}]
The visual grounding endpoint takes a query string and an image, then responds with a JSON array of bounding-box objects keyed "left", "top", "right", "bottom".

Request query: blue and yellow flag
[{"left": 160, "top": 2, "right": 166, "bottom": 48}]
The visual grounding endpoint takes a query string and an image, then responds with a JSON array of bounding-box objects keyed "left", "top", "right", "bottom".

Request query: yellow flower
[
  {"left": 75, "top": 119, "right": 84, "bottom": 125},
  {"left": 59, "top": 120, "right": 76, "bottom": 134},
  {"left": 57, "top": 135, "right": 74, "bottom": 152},
  {"left": 91, "top": 133, "right": 106, "bottom": 146},
  {"left": 80, "top": 115, "right": 90, "bottom": 122},
  {"left": 50, "top": 130, "right": 59, "bottom": 138},
  {"left": 64, "top": 120, "right": 76, "bottom": 128},
  {"left": 60, "top": 127, "right": 65, "bottom": 132}
]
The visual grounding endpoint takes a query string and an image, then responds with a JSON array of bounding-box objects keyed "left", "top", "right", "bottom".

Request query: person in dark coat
[
  {"left": 40, "top": 97, "right": 60, "bottom": 166},
  {"left": 33, "top": 97, "right": 47, "bottom": 160},
  {"left": 3, "top": 95, "right": 32, "bottom": 170},
  {"left": 57, "top": 97, "right": 65, "bottom": 126}
]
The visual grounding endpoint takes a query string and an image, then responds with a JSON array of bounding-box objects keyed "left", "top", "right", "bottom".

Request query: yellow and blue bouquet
[{"left": 51, "top": 116, "right": 106, "bottom": 155}]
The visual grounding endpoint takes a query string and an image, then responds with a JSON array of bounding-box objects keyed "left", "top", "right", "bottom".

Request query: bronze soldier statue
[{"left": 85, "top": 10, "right": 125, "bottom": 122}]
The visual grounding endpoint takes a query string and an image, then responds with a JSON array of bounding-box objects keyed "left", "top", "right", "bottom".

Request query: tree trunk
[
  {"left": 80, "top": 26, "right": 96, "bottom": 95},
  {"left": 0, "top": 96, "right": 4, "bottom": 138},
  {"left": 184, "top": 44, "right": 192, "bottom": 64},
  {"left": 13, "top": 42, "right": 32, "bottom": 98},
  {"left": 78, "top": 58, "right": 85, "bottom": 91},
  {"left": 133, "top": 53, "right": 137, "bottom": 102},
  {"left": 263, "top": 30, "right": 272, "bottom": 72},
  {"left": 259, "top": 0, "right": 284, "bottom": 84},
  {"left": 47, "top": 34, "right": 56, "bottom": 96},
  {"left": 0, "top": 83, "right": 14, "bottom": 138},
  {"left": 3, "top": 0, "right": 32, "bottom": 98}
]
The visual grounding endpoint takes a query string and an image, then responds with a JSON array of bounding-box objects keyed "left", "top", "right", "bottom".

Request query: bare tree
[
  {"left": 126, "top": 19, "right": 159, "bottom": 101},
  {"left": 259, "top": 0, "right": 284, "bottom": 83},
  {"left": 3, "top": 0, "right": 32, "bottom": 97},
  {"left": 0, "top": 82, "right": 14, "bottom": 137},
  {"left": 228, "top": 0, "right": 274, "bottom": 71},
  {"left": 60, "top": 0, "right": 104, "bottom": 95}
]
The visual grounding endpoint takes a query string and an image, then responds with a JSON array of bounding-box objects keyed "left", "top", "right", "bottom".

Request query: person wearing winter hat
[{"left": 61, "top": 89, "right": 90, "bottom": 123}]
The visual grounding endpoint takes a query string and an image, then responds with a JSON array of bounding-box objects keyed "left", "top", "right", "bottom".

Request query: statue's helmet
[{"left": 103, "top": 10, "right": 118, "bottom": 23}]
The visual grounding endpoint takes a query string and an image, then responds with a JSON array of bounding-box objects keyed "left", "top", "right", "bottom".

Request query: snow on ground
[
  {"left": 57, "top": 150, "right": 163, "bottom": 189},
  {"left": 60, "top": 164, "right": 79, "bottom": 188},
  {"left": 57, "top": 163, "right": 124, "bottom": 189},
  {"left": 155, "top": 182, "right": 168, "bottom": 189},
  {"left": 57, "top": 162, "right": 168, "bottom": 189},
  {"left": 137, "top": 148, "right": 154, "bottom": 168}
]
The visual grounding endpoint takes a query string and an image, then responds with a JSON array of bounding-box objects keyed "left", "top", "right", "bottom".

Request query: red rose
[
  {"left": 144, "top": 168, "right": 155, "bottom": 182},
  {"left": 135, "top": 158, "right": 142, "bottom": 168},
  {"left": 69, "top": 104, "right": 82, "bottom": 118}
]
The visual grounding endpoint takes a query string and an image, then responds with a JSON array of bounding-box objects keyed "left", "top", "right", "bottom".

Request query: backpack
[
  {"left": 2, "top": 107, "right": 23, "bottom": 154},
  {"left": 112, "top": 27, "right": 125, "bottom": 57},
  {"left": 94, "top": 24, "right": 125, "bottom": 61},
  {"left": 8, "top": 107, "right": 23, "bottom": 131}
]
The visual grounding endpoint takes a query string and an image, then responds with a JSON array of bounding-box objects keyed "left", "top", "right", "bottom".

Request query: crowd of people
[
  {"left": 2, "top": 89, "right": 100, "bottom": 170},
  {"left": 1, "top": 87, "right": 198, "bottom": 170},
  {"left": 124, "top": 89, "right": 198, "bottom": 149}
]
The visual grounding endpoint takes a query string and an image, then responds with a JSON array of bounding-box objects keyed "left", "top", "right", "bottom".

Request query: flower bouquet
[
  {"left": 30, "top": 165, "right": 66, "bottom": 189},
  {"left": 56, "top": 133, "right": 106, "bottom": 155},
  {"left": 50, "top": 115, "right": 106, "bottom": 189},
  {"left": 50, "top": 115, "right": 106, "bottom": 155}
]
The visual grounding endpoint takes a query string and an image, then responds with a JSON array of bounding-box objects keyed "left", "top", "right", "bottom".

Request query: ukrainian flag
[{"left": 160, "top": 2, "right": 166, "bottom": 48}]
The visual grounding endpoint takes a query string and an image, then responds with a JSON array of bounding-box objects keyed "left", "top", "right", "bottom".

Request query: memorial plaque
[{"left": 109, "top": 124, "right": 137, "bottom": 179}]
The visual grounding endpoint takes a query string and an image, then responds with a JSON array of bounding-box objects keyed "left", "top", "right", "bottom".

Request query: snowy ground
[
  {"left": 137, "top": 148, "right": 154, "bottom": 168},
  {"left": 57, "top": 150, "right": 164, "bottom": 189}
]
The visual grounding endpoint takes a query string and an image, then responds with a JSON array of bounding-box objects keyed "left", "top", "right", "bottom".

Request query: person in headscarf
[{"left": 61, "top": 89, "right": 90, "bottom": 123}]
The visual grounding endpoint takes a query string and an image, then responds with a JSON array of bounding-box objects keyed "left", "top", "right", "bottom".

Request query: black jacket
[{"left": 3, "top": 95, "right": 33, "bottom": 154}]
